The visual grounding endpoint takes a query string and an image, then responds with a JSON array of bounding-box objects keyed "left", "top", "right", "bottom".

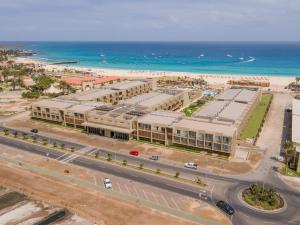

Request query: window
[
  {"left": 176, "top": 130, "right": 181, "bottom": 135},
  {"left": 205, "top": 142, "right": 212, "bottom": 149},
  {"left": 174, "top": 136, "right": 180, "bottom": 143},
  {"left": 189, "top": 131, "right": 196, "bottom": 138},
  {"left": 181, "top": 137, "right": 188, "bottom": 144},
  {"left": 214, "top": 143, "right": 222, "bottom": 150},
  {"left": 205, "top": 134, "right": 213, "bottom": 142},
  {"left": 189, "top": 139, "right": 196, "bottom": 146},
  {"left": 223, "top": 136, "right": 231, "bottom": 144},
  {"left": 197, "top": 140, "right": 204, "bottom": 147},
  {"left": 215, "top": 135, "right": 222, "bottom": 143},
  {"left": 198, "top": 133, "right": 204, "bottom": 140},
  {"left": 182, "top": 130, "right": 188, "bottom": 137},
  {"left": 222, "top": 144, "right": 230, "bottom": 151}
]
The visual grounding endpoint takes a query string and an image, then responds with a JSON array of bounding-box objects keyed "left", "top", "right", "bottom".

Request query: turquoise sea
[{"left": 2, "top": 42, "right": 300, "bottom": 76}]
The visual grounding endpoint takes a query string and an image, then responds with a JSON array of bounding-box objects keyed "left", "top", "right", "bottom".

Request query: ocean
[{"left": 2, "top": 41, "right": 300, "bottom": 76}]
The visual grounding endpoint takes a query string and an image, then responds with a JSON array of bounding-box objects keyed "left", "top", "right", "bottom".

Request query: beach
[{"left": 16, "top": 57, "right": 295, "bottom": 91}]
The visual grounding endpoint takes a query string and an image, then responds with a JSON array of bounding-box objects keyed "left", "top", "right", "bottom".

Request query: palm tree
[
  {"left": 107, "top": 152, "right": 112, "bottom": 161},
  {"left": 139, "top": 163, "right": 144, "bottom": 170},
  {"left": 283, "top": 140, "right": 296, "bottom": 172},
  {"left": 21, "top": 132, "right": 27, "bottom": 140},
  {"left": 42, "top": 137, "right": 48, "bottom": 145},
  {"left": 3, "top": 128, "right": 9, "bottom": 135}
]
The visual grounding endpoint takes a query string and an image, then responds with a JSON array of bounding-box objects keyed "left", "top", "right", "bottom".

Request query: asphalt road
[
  {"left": 0, "top": 135, "right": 300, "bottom": 225},
  {"left": 0, "top": 125, "right": 242, "bottom": 183}
]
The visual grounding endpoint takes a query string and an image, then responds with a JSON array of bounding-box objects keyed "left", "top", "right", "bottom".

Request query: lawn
[
  {"left": 182, "top": 102, "right": 204, "bottom": 117},
  {"left": 278, "top": 164, "right": 300, "bottom": 178},
  {"left": 240, "top": 93, "right": 273, "bottom": 140}
]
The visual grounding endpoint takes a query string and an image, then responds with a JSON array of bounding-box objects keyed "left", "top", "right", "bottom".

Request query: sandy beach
[{"left": 16, "top": 57, "right": 296, "bottom": 91}]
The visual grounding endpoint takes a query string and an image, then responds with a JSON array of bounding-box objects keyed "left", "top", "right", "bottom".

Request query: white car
[
  {"left": 103, "top": 178, "right": 112, "bottom": 189},
  {"left": 184, "top": 162, "right": 198, "bottom": 169}
]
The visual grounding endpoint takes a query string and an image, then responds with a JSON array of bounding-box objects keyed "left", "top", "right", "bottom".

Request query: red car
[{"left": 129, "top": 149, "right": 139, "bottom": 156}]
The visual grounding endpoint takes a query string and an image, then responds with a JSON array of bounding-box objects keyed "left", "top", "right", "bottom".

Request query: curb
[{"left": 237, "top": 188, "right": 286, "bottom": 214}]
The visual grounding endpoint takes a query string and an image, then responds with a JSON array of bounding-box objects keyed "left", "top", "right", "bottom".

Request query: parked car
[
  {"left": 103, "top": 178, "right": 112, "bottom": 189},
  {"left": 30, "top": 129, "right": 38, "bottom": 133},
  {"left": 149, "top": 155, "right": 159, "bottom": 160},
  {"left": 216, "top": 200, "right": 235, "bottom": 215},
  {"left": 184, "top": 162, "right": 198, "bottom": 169},
  {"left": 130, "top": 149, "right": 139, "bottom": 156}
]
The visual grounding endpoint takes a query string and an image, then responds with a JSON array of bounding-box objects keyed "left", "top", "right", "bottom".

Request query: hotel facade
[{"left": 31, "top": 80, "right": 260, "bottom": 155}]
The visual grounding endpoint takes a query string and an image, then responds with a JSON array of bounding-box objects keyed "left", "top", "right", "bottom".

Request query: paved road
[
  {"left": 0, "top": 135, "right": 300, "bottom": 225},
  {"left": 1, "top": 93, "right": 300, "bottom": 225}
]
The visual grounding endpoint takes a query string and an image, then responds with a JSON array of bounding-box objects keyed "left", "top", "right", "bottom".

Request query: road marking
[
  {"left": 159, "top": 194, "right": 171, "bottom": 208},
  {"left": 124, "top": 183, "right": 130, "bottom": 195},
  {"left": 210, "top": 184, "right": 215, "bottom": 202},
  {"left": 61, "top": 154, "right": 78, "bottom": 163},
  {"left": 93, "top": 175, "right": 98, "bottom": 186},
  {"left": 151, "top": 192, "right": 162, "bottom": 205},
  {"left": 140, "top": 189, "right": 148, "bottom": 200},
  {"left": 56, "top": 153, "right": 69, "bottom": 160},
  {"left": 116, "top": 182, "right": 122, "bottom": 193},
  {"left": 170, "top": 197, "right": 181, "bottom": 211},
  {"left": 132, "top": 186, "right": 140, "bottom": 198}
]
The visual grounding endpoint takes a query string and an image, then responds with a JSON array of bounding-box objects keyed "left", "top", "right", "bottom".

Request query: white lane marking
[
  {"left": 116, "top": 182, "right": 122, "bottom": 193},
  {"left": 61, "top": 154, "right": 78, "bottom": 163},
  {"left": 124, "top": 183, "right": 131, "bottom": 195},
  {"left": 170, "top": 197, "right": 181, "bottom": 211},
  {"left": 140, "top": 189, "right": 148, "bottom": 200},
  {"left": 151, "top": 192, "right": 162, "bottom": 205},
  {"left": 132, "top": 185, "right": 140, "bottom": 198},
  {"left": 210, "top": 184, "right": 215, "bottom": 202},
  {"left": 159, "top": 194, "right": 171, "bottom": 208},
  {"left": 56, "top": 153, "right": 69, "bottom": 160},
  {"left": 93, "top": 175, "right": 98, "bottom": 186}
]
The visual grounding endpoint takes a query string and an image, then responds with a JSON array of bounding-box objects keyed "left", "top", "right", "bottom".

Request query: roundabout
[{"left": 238, "top": 184, "right": 286, "bottom": 213}]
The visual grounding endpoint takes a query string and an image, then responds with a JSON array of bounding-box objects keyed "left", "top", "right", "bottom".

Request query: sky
[{"left": 0, "top": 0, "right": 300, "bottom": 41}]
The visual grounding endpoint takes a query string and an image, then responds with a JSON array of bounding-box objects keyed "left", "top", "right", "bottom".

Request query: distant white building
[
  {"left": 44, "top": 85, "right": 61, "bottom": 94},
  {"left": 292, "top": 99, "right": 300, "bottom": 172}
]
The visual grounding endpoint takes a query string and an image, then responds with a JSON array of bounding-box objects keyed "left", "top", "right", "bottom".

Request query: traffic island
[{"left": 240, "top": 184, "right": 285, "bottom": 212}]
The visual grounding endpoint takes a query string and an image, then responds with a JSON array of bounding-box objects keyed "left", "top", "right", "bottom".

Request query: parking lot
[{"left": 53, "top": 149, "right": 213, "bottom": 214}]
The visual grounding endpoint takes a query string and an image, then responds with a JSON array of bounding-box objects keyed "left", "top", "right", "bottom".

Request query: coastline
[{"left": 16, "top": 57, "right": 295, "bottom": 91}]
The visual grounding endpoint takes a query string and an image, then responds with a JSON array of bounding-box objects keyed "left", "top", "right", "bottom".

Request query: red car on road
[{"left": 129, "top": 149, "right": 139, "bottom": 156}]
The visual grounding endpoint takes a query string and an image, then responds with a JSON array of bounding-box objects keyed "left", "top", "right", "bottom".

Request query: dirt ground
[
  {"left": 6, "top": 116, "right": 263, "bottom": 175},
  {"left": 0, "top": 163, "right": 200, "bottom": 225},
  {"left": 0, "top": 146, "right": 231, "bottom": 225}
]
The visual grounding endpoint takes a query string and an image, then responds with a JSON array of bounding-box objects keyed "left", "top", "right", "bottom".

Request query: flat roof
[
  {"left": 66, "top": 102, "right": 105, "bottom": 113},
  {"left": 234, "top": 89, "right": 257, "bottom": 103},
  {"left": 59, "top": 88, "right": 116, "bottom": 101},
  {"left": 292, "top": 99, "right": 300, "bottom": 146},
  {"left": 218, "top": 102, "right": 248, "bottom": 122},
  {"left": 123, "top": 92, "right": 176, "bottom": 108},
  {"left": 216, "top": 89, "right": 241, "bottom": 101},
  {"left": 173, "top": 118, "right": 236, "bottom": 137},
  {"left": 138, "top": 111, "right": 183, "bottom": 126},
  {"left": 194, "top": 100, "right": 229, "bottom": 118},
  {"left": 105, "top": 80, "right": 148, "bottom": 90},
  {"left": 32, "top": 99, "right": 77, "bottom": 110}
]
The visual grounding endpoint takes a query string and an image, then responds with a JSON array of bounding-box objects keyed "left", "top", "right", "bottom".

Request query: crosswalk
[{"left": 55, "top": 146, "right": 98, "bottom": 163}]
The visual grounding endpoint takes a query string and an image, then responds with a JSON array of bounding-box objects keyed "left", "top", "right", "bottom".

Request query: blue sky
[{"left": 0, "top": 0, "right": 300, "bottom": 41}]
